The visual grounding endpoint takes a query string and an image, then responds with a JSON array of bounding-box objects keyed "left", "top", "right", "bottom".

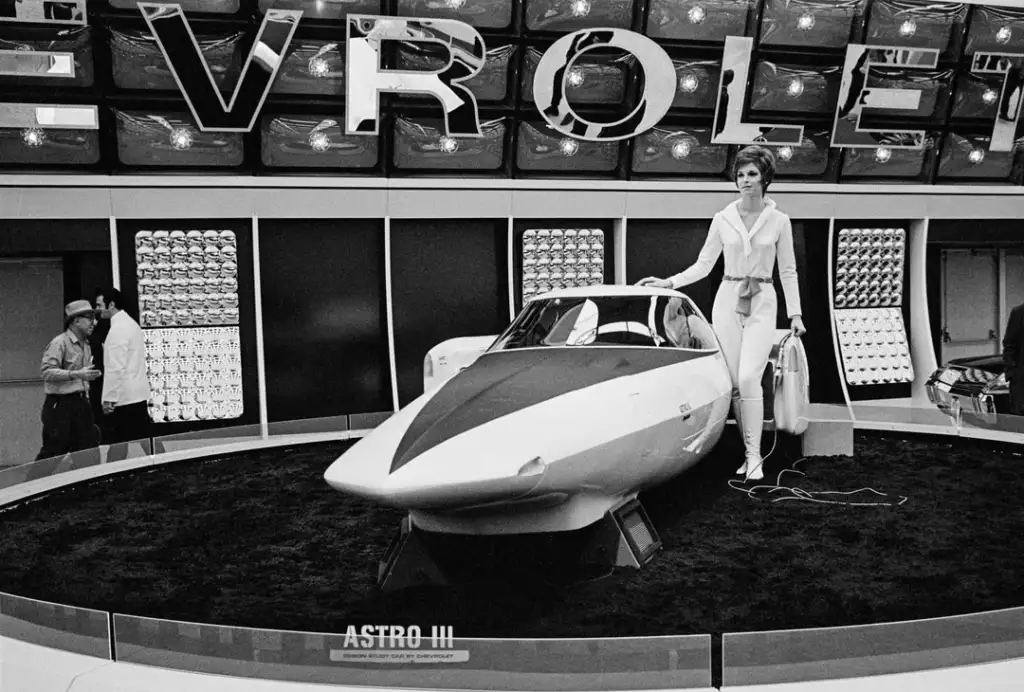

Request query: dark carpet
[{"left": 0, "top": 430, "right": 1022, "bottom": 640}]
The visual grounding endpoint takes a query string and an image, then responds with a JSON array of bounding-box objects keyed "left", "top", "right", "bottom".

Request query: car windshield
[{"left": 490, "top": 295, "right": 718, "bottom": 351}]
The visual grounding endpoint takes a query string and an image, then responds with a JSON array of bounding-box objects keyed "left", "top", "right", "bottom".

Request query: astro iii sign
[{"left": 139, "top": 4, "right": 1024, "bottom": 152}]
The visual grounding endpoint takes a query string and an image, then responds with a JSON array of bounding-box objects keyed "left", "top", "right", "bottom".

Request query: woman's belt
[{"left": 724, "top": 275, "right": 773, "bottom": 317}]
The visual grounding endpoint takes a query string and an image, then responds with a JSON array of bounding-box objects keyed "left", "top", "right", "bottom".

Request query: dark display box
[
  {"left": 0, "top": 25, "right": 94, "bottom": 88},
  {"left": 516, "top": 121, "right": 620, "bottom": 174},
  {"left": 392, "top": 116, "right": 507, "bottom": 171},
  {"left": 759, "top": 0, "right": 867, "bottom": 50},
  {"left": 647, "top": 0, "right": 754, "bottom": 43},
  {"left": 114, "top": 109, "right": 245, "bottom": 168},
  {"left": 260, "top": 114, "right": 380, "bottom": 169},
  {"left": 631, "top": 126, "right": 731, "bottom": 176}
]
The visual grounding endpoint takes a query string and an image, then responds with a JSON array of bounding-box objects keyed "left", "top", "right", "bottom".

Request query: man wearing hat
[{"left": 36, "top": 300, "right": 102, "bottom": 461}]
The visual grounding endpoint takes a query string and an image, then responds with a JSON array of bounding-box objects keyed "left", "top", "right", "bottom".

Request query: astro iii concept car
[{"left": 324, "top": 285, "right": 802, "bottom": 590}]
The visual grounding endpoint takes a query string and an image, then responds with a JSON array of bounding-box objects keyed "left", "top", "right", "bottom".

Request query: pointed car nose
[
  {"left": 323, "top": 442, "right": 548, "bottom": 510},
  {"left": 324, "top": 346, "right": 716, "bottom": 511}
]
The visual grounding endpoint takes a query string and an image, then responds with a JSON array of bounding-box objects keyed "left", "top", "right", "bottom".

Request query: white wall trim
[
  {"left": 383, "top": 217, "right": 399, "bottom": 412},
  {"left": 614, "top": 216, "right": 627, "bottom": 285},
  {"left": 827, "top": 218, "right": 856, "bottom": 422},
  {"left": 108, "top": 216, "right": 120, "bottom": 290},
  {"left": 909, "top": 218, "right": 937, "bottom": 403},
  {"left": 252, "top": 215, "right": 269, "bottom": 439},
  {"left": 2, "top": 175, "right": 1024, "bottom": 195},
  {"left": 5, "top": 186, "right": 1024, "bottom": 220},
  {"left": 507, "top": 217, "right": 516, "bottom": 323}
]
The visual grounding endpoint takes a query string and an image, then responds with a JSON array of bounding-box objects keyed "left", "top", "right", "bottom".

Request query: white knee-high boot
[
  {"left": 732, "top": 395, "right": 746, "bottom": 475},
  {"left": 740, "top": 397, "right": 764, "bottom": 481}
]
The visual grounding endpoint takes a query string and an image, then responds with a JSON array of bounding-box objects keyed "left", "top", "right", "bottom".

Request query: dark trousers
[
  {"left": 1011, "top": 392, "right": 1024, "bottom": 417},
  {"left": 37, "top": 392, "right": 100, "bottom": 463},
  {"left": 105, "top": 401, "right": 165, "bottom": 462}
]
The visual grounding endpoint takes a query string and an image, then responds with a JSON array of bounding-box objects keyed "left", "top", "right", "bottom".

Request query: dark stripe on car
[{"left": 391, "top": 347, "right": 714, "bottom": 475}]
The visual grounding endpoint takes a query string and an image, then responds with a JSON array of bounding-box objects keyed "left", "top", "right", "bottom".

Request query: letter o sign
[{"left": 533, "top": 28, "right": 676, "bottom": 142}]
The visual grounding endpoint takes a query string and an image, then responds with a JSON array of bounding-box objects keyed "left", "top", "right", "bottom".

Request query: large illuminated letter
[
  {"left": 141, "top": 4, "right": 300, "bottom": 132},
  {"left": 346, "top": 15, "right": 486, "bottom": 137},
  {"left": 533, "top": 29, "right": 675, "bottom": 142},
  {"left": 831, "top": 45, "right": 939, "bottom": 149},
  {"left": 970, "top": 52, "right": 1024, "bottom": 152},
  {"left": 712, "top": 36, "right": 803, "bottom": 145}
]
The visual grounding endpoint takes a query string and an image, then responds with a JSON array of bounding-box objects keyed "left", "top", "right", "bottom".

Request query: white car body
[{"left": 324, "top": 285, "right": 733, "bottom": 535}]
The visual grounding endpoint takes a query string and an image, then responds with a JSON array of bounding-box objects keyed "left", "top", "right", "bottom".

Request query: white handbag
[{"left": 772, "top": 333, "right": 810, "bottom": 436}]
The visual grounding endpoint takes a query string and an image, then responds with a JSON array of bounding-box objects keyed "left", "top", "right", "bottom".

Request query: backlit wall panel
[
  {"left": 832, "top": 223, "right": 915, "bottom": 402},
  {"left": 1, "top": 0, "right": 1021, "bottom": 183},
  {"left": 133, "top": 227, "right": 243, "bottom": 424},
  {"left": 115, "top": 218, "right": 260, "bottom": 433},
  {"left": 143, "top": 327, "right": 244, "bottom": 423},
  {"left": 521, "top": 228, "right": 606, "bottom": 303},
  {"left": 513, "top": 219, "right": 615, "bottom": 313},
  {"left": 834, "top": 308, "right": 914, "bottom": 387}
]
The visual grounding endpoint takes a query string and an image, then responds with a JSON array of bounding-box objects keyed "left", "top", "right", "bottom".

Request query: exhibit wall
[
  {"left": 2, "top": 0, "right": 1024, "bottom": 182},
  {"left": 1, "top": 182, "right": 1021, "bottom": 465},
  {"left": 3, "top": 0, "right": 1024, "bottom": 462}
]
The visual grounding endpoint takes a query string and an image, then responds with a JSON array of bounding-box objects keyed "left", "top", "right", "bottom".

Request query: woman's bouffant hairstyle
[{"left": 733, "top": 145, "right": 776, "bottom": 194}]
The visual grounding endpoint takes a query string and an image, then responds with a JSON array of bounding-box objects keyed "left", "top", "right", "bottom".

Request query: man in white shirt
[{"left": 95, "top": 287, "right": 152, "bottom": 462}]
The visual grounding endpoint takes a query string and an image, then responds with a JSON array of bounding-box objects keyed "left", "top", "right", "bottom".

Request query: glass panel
[
  {"left": 492, "top": 293, "right": 722, "bottom": 351},
  {"left": 152, "top": 423, "right": 263, "bottom": 453},
  {"left": 0, "top": 592, "right": 110, "bottom": 658},
  {"left": 849, "top": 402, "right": 958, "bottom": 430},
  {"left": 0, "top": 50, "right": 74, "bottom": 77},
  {"left": 266, "top": 414, "right": 350, "bottom": 436},
  {"left": 113, "top": 615, "right": 711, "bottom": 690},
  {"left": 0, "top": 0, "right": 86, "bottom": 25},
  {"left": 0, "top": 438, "right": 156, "bottom": 491},
  {"left": 723, "top": 607, "right": 1024, "bottom": 686},
  {"left": 0, "top": 103, "right": 97, "bottom": 129}
]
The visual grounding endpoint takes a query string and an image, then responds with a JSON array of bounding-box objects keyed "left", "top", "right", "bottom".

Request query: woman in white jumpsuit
[{"left": 638, "top": 146, "right": 807, "bottom": 481}]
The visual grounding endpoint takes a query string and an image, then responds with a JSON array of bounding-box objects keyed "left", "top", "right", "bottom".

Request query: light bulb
[
  {"left": 968, "top": 148, "right": 985, "bottom": 164},
  {"left": 688, "top": 5, "right": 706, "bottom": 24},
  {"left": 570, "top": 0, "right": 590, "bottom": 17},
  {"left": 787, "top": 78, "right": 804, "bottom": 97},
  {"left": 679, "top": 73, "right": 699, "bottom": 93},
  {"left": 567, "top": 68, "right": 584, "bottom": 88},
  {"left": 899, "top": 19, "right": 917, "bottom": 37},
  {"left": 797, "top": 12, "right": 815, "bottom": 31},
  {"left": 308, "top": 57, "right": 329, "bottom": 78},
  {"left": 777, "top": 145, "right": 794, "bottom": 161},
  {"left": 21, "top": 127, "right": 45, "bottom": 147},
  {"left": 671, "top": 141, "right": 691, "bottom": 159},
  {"left": 170, "top": 127, "right": 193, "bottom": 150},
  {"left": 439, "top": 135, "right": 459, "bottom": 153},
  {"left": 996, "top": 26, "right": 1012, "bottom": 44},
  {"left": 559, "top": 138, "right": 579, "bottom": 156},
  {"left": 874, "top": 146, "right": 892, "bottom": 163},
  {"left": 308, "top": 131, "right": 330, "bottom": 152},
  {"left": 983, "top": 88, "right": 999, "bottom": 105}
]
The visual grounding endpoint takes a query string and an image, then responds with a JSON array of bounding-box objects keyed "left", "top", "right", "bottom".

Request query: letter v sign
[{"left": 139, "top": 4, "right": 301, "bottom": 132}]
